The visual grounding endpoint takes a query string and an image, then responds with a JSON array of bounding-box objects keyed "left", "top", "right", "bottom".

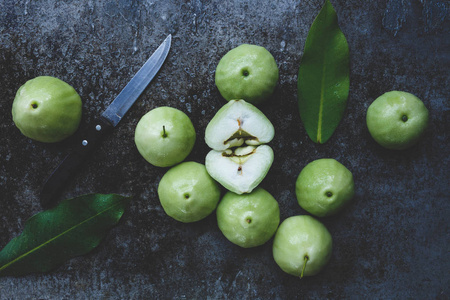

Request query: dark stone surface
[{"left": 0, "top": 0, "right": 449, "bottom": 298}]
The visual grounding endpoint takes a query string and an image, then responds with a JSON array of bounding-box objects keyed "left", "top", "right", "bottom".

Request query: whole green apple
[
  {"left": 273, "top": 215, "right": 332, "bottom": 277},
  {"left": 216, "top": 188, "right": 280, "bottom": 248},
  {"left": 157, "top": 161, "right": 221, "bottom": 223},
  {"left": 135, "top": 106, "right": 196, "bottom": 167},
  {"left": 366, "top": 91, "right": 429, "bottom": 150},
  {"left": 11, "top": 76, "right": 82, "bottom": 143},
  {"left": 296, "top": 158, "right": 355, "bottom": 217},
  {"left": 215, "top": 44, "right": 279, "bottom": 105}
]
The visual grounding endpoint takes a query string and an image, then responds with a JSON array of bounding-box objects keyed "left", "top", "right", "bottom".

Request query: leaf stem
[{"left": 300, "top": 255, "right": 309, "bottom": 279}]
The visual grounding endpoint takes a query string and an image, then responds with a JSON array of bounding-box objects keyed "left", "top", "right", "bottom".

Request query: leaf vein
[
  {"left": 0, "top": 202, "right": 122, "bottom": 272},
  {"left": 317, "top": 53, "right": 327, "bottom": 144}
]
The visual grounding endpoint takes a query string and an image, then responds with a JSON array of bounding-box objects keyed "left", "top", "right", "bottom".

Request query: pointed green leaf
[
  {"left": 0, "top": 194, "right": 129, "bottom": 277},
  {"left": 298, "top": 0, "right": 350, "bottom": 143}
]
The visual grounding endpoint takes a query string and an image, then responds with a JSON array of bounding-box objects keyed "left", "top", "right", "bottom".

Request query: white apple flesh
[
  {"left": 205, "top": 145, "right": 274, "bottom": 194},
  {"left": 204, "top": 99, "right": 275, "bottom": 194},
  {"left": 205, "top": 100, "right": 274, "bottom": 151}
]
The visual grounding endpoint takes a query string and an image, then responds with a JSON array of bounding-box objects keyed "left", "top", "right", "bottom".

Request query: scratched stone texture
[{"left": 0, "top": 0, "right": 449, "bottom": 299}]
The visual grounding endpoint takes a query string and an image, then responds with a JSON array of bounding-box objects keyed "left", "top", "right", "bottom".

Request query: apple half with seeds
[
  {"left": 204, "top": 100, "right": 274, "bottom": 194},
  {"left": 205, "top": 99, "right": 275, "bottom": 151}
]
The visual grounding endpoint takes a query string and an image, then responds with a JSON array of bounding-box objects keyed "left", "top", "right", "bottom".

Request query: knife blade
[{"left": 40, "top": 34, "right": 172, "bottom": 209}]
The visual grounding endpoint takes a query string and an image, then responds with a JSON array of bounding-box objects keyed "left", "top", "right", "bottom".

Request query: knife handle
[{"left": 40, "top": 117, "right": 114, "bottom": 209}]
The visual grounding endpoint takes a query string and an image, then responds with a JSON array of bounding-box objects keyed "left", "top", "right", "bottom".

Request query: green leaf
[
  {"left": 298, "top": 0, "right": 350, "bottom": 144},
  {"left": 0, "top": 194, "right": 129, "bottom": 277}
]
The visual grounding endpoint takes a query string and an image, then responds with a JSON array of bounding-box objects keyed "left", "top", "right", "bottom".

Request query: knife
[{"left": 40, "top": 34, "right": 172, "bottom": 209}]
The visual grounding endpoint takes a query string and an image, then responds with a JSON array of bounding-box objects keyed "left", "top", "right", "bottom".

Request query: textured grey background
[{"left": 0, "top": 0, "right": 449, "bottom": 299}]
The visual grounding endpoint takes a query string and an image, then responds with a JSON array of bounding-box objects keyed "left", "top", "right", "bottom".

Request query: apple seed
[
  {"left": 237, "top": 166, "right": 243, "bottom": 175},
  {"left": 204, "top": 100, "right": 274, "bottom": 194},
  {"left": 224, "top": 129, "right": 259, "bottom": 148}
]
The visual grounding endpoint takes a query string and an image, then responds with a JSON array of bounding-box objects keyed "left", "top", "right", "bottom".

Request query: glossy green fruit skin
[
  {"left": 215, "top": 44, "right": 279, "bottom": 105},
  {"left": 296, "top": 158, "right": 354, "bottom": 217},
  {"left": 366, "top": 91, "right": 429, "bottom": 150},
  {"left": 135, "top": 107, "right": 196, "bottom": 167},
  {"left": 216, "top": 188, "right": 280, "bottom": 248},
  {"left": 157, "top": 162, "right": 221, "bottom": 223},
  {"left": 273, "top": 215, "right": 332, "bottom": 277},
  {"left": 12, "top": 76, "right": 82, "bottom": 143}
]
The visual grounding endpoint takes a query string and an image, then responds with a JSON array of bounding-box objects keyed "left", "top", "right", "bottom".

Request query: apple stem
[
  {"left": 162, "top": 125, "right": 167, "bottom": 138},
  {"left": 300, "top": 255, "right": 309, "bottom": 279}
]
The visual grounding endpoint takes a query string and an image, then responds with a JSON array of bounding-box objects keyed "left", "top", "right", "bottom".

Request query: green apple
[
  {"left": 295, "top": 158, "right": 355, "bottom": 217},
  {"left": 204, "top": 100, "right": 275, "bottom": 194},
  {"left": 215, "top": 44, "right": 279, "bottom": 105},
  {"left": 157, "top": 161, "right": 221, "bottom": 223},
  {"left": 135, "top": 107, "right": 196, "bottom": 167},
  {"left": 216, "top": 188, "right": 280, "bottom": 248},
  {"left": 273, "top": 215, "right": 332, "bottom": 277},
  {"left": 11, "top": 76, "right": 82, "bottom": 143},
  {"left": 366, "top": 91, "right": 429, "bottom": 150}
]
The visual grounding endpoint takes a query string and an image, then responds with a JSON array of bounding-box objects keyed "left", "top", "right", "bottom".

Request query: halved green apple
[
  {"left": 204, "top": 100, "right": 274, "bottom": 194},
  {"left": 205, "top": 145, "right": 273, "bottom": 194}
]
